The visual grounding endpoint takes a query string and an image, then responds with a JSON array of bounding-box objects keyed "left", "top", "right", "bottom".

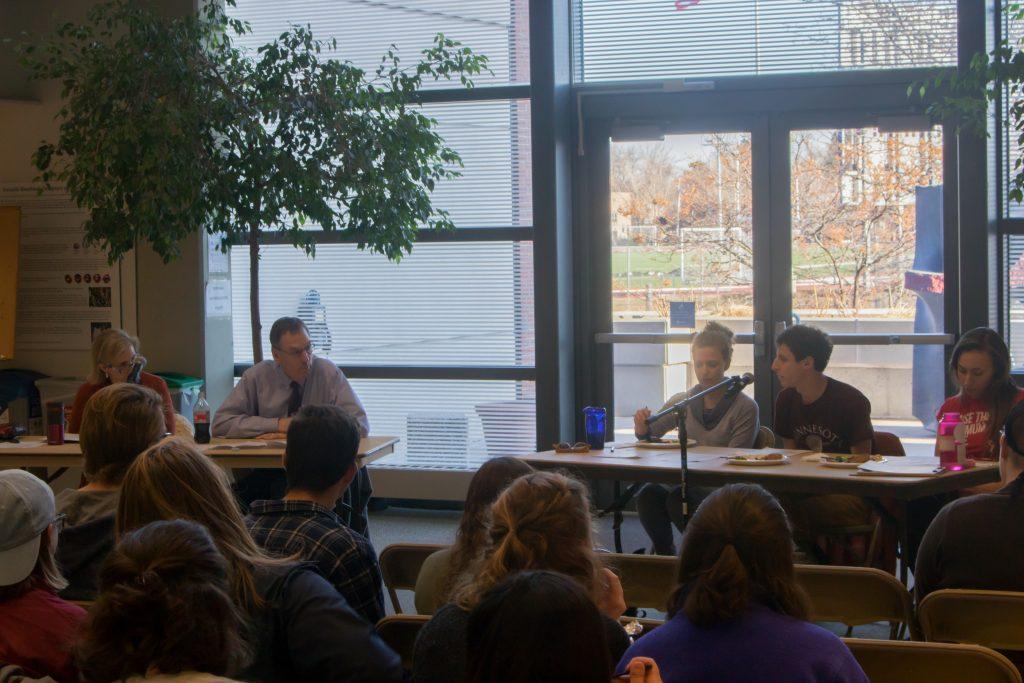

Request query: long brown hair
[
  {"left": 80, "top": 382, "right": 166, "bottom": 485},
  {"left": 950, "top": 327, "right": 1020, "bottom": 445},
  {"left": 441, "top": 457, "right": 534, "bottom": 603},
  {"left": 76, "top": 519, "right": 251, "bottom": 682},
  {"left": 455, "top": 471, "right": 603, "bottom": 611},
  {"left": 116, "top": 437, "right": 292, "bottom": 609},
  {"left": 667, "top": 483, "right": 808, "bottom": 627}
]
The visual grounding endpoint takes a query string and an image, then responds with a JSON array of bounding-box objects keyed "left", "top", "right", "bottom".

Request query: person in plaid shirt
[{"left": 245, "top": 404, "right": 385, "bottom": 624}]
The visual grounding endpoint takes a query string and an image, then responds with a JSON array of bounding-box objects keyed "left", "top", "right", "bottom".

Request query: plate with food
[
  {"left": 725, "top": 452, "right": 789, "bottom": 466},
  {"left": 819, "top": 454, "right": 887, "bottom": 469},
  {"left": 635, "top": 437, "right": 699, "bottom": 450}
]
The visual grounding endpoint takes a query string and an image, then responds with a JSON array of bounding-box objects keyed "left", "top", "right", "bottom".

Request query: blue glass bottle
[{"left": 583, "top": 406, "right": 606, "bottom": 450}]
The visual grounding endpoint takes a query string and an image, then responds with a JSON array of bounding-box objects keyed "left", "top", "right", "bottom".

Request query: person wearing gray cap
[{"left": 0, "top": 470, "right": 86, "bottom": 682}]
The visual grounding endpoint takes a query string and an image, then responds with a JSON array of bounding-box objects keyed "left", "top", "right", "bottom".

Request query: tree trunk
[{"left": 249, "top": 225, "right": 263, "bottom": 364}]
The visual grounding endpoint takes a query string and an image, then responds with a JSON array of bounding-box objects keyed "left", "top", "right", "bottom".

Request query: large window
[
  {"left": 226, "top": 1, "right": 535, "bottom": 468},
  {"left": 573, "top": 0, "right": 957, "bottom": 83}
]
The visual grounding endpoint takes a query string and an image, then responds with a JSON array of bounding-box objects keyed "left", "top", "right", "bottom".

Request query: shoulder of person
[
  {"left": 138, "top": 371, "right": 167, "bottom": 388},
  {"left": 937, "top": 394, "right": 961, "bottom": 415},
  {"left": 774, "top": 387, "right": 798, "bottom": 405},
  {"left": 241, "top": 360, "right": 277, "bottom": 380},
  {"left": 254, "top": 561, "right": 324, "bottom": 602},
  {"left": 828, "top": 377, "right": 870, "bottom": 403},
  {"left": 1014, "top": 387, "right": 1024, "bottom": 403}
]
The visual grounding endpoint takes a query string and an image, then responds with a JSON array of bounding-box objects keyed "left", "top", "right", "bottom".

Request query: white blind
[
  {"left": 231, "top": 241, "right": 534, "bottom": 366},
  {"left": 573, "top": 0, "right": 957, "bottom": 83},
  {"left": 226, "top": 0, "right": 530, "bottom": 88},
  {"left": 355, "top": 379, "right": 536, "bottom": 469},
  {"left": 1008, "top": 235, "right": 1024, "bottom": 371},
  {"left": 1006, "top": 6, "right": 1024, "bottom": 218}
]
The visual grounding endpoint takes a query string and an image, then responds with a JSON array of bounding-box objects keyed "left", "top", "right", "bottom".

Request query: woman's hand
[
  {"left": 633, "top": 408, "right": 651, "bottom": 438},
  {"left": 598, "top": 568, "right": 627, "bottom": 619},
  {"left": 619, "top": 657, "right": 662, "bottom": 682}
]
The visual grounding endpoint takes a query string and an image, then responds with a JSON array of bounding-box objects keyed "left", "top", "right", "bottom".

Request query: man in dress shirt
[{"left": 213, "top": 316, "right": 374, "bottom": 536}]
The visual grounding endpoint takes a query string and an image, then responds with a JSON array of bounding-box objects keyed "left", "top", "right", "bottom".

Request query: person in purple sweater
[{"left": 617, "top": 484, "right": 867, "bottom": 683}]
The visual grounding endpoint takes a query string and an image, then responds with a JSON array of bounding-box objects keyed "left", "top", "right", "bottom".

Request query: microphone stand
[{"left": 646, "top": 374, "right": 746, "bottom": 528}]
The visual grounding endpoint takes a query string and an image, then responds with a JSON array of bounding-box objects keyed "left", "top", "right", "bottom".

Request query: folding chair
[
  {"left": 376, "top": 614, "right": 430, "bottom": 670},
  {"left": 843, "top": 638, "right": 1021, "bottom": 683},
  {"left": 603, "top": 553, "right": 676, "bottom": 612},
  {"left": 795, "top": 564, "right": 915, "bottom": 639},
  {"left": 379, "top": 543, "right": 447, "bottom": 614},
  {"left": 919, "top": 589, "right": 1024, "bottom": 651}
]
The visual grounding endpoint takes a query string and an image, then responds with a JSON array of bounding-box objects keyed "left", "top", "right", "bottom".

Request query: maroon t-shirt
[
  {"left": 0, "top": 587, "right": 86, "bottom": 682},
  {"left": 774, "top": 378, "right": 874, "bottom": 454}
]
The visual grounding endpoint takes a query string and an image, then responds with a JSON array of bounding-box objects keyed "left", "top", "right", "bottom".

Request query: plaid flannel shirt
[{"left": 245, "top": 499, "right": 385, "bottom": 624}]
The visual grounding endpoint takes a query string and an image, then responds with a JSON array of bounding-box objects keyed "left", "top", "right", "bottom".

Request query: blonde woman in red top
[
  {"left": 68, "top": 328, "right": 175, "bottom": 434},
  {"left": 936, "top": 328, "right": 1024, "bottom": 462}
]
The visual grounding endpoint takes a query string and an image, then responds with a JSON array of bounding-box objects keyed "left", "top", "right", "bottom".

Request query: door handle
[{"left": 753, "top": 320, "right": 766, "bottom": 358}]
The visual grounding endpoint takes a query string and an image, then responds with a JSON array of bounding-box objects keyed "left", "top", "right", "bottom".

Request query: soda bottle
[{"left": 194, "top": 391, "right": 211, "bottom": 444}]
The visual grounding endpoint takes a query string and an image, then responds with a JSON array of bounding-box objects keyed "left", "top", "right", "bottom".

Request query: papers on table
[
  {"left": 0, "top": 440, "right": 46, "bottom": 449},
  {"left": 203, "top": 440, "right": 286, "bottom": 451},
  {"left": 856, "top": 456, "right": 944, "bottom": 477}
]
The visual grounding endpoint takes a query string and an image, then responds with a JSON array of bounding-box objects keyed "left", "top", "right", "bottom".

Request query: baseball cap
[{"left": 0, "top": 470, "right": 55, "bottom": 587}]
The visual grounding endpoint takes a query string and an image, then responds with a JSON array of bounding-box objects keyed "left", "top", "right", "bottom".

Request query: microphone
[{"left": 724, "top": 372, "right": 755, "bottom": 397}]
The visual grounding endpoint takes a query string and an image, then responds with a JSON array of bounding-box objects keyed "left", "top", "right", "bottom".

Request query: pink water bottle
[{"left": 937, "top": 413, "right": 967, "bottom": 471}]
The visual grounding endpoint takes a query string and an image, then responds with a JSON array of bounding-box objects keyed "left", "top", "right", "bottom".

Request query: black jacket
[
  {"left": 241, "top": 562, "right": 403, "bottom": 683},
  {"left": 55, "top": 514, "right": 114, "bottom": 601}
]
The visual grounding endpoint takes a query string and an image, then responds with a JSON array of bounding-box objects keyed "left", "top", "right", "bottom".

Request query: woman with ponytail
[
  {"left": 634, "top": 321, "right": 760, "bottom": 555},
  {"left": 618, "top": 484, "right": 867, "bottom": 683},
  {"left": 411, "top": 472, "right": 629, "bottom": 683},
  {"left": 75, "top": 519, "right": 249, "bottom": 682}
]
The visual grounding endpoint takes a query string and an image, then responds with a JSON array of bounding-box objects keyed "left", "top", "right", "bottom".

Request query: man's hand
[
  {"left": 634, "top": 407, "right": 652, "bottom": 439},
  {"left": 277, "top": 417, "right": 292, "bottom": 433},
  {"left": 257, "top": 432, "right": 288, "bottom": 440}
]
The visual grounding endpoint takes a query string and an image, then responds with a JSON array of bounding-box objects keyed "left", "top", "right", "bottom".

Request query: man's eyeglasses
[
  {"left": 273, "top": 344, "right": 314, "bottom": 358},
  {"left": 53, "top": 513, "right": 67, "bottom": 536}
]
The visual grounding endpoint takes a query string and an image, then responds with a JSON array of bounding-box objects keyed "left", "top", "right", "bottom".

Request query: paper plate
[
  {"left": 635, "top": 438, "right": 699, "bottom": 450},
  {"left": 726, "top": 454, "right": 789, "bottom": 466}
]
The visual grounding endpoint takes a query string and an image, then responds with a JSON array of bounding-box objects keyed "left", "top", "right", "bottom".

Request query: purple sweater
[{"left": 617, "top": 604, "right": 867, "bottom": 683}]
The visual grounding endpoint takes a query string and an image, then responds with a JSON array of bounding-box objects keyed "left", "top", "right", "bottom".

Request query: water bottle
[
  {"left": 194, "top": 391, "right": 211, "bottom": 444},
  {"left": 583, "top": 406, "right": 606, "bottom": 450},
  {"left": 937, "top": 412, "right": 966, "bottom": 471}
]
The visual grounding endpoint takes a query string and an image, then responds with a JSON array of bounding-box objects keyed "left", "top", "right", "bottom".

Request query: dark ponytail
[
  {"left": 76, "top": 519, "right": 251, "bottom": 682},
  {"left": 667, "top": 484, "right": 808, "bottom": 627}
]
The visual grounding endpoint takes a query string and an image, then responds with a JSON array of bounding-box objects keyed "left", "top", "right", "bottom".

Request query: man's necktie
[{"left": 287, "top": 381, "right": 303, "bottom": 417}]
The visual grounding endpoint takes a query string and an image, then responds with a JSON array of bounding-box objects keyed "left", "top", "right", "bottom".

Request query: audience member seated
[
  {"left": 76, "top": 519, "right": 249, "bottom": 683},
  {"left": 56, "top": 383, "right": 166, "bottom": 600},
  {"left": 412, "top": 471, "right": 630, "bottom": 683},
  {"left": 937, "top": 328, "right": 1024, "bottom": 462},
  {"left": 414, "top": 456, "right": 534, "bottom": 614},
  {"left": 246, "top": 404, "right": 385, "bottom": 624},
  {"left": 618, "top": 483, "right": 867, "bottom": 683},
  {"left": 466, "top": 570, "right": 663, "bottom": 683},
  {"left": 771, "top": 324, "right": 875, "bottom": 558},
  {"left": 68, "top": 328, "right": 175, "bottom": 434},
  {"left": 0, "top": 471, "right": 86, "bottom": 683},
  {"left": 117, "top": 437, "right": 403, "bottom": 683},
  {"left": 915, "top": 400, "right": 1024, "bottom": 601},
  {"left": 633, "top": 321, "right": 760, "bottom": 555}
]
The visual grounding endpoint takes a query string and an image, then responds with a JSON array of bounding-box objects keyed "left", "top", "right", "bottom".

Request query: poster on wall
[{"left": 0, "top": 184, "right": 124, "bottom": 351}]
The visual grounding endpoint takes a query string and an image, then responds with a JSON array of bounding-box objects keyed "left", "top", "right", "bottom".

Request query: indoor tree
[{"left": 20, "top": 0, "right": 488, "bottom": 362}]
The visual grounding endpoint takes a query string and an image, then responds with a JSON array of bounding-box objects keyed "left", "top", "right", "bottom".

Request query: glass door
[
  {"left": 606, "top": 129, "right": 763, "bottom": 441},
  {"left": 786, "top": 123, "right": 947, "bottom": 455}
]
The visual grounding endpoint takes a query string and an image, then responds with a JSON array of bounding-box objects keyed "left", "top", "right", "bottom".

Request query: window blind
[
  {"left": 231, "top": 241, "right": 535, "bottom": 367},
  {"left": 226, "top": 0, "right": 530, "bottom": 88},
  {"left": 353, "top": 379, "right": 536, "bottom": 469},
  {"left": 1007, "top": 235, "right": 1024, "bottom": 371},
  {"left": 573, "top": 0, "right": 957, "bottom": 83}
]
